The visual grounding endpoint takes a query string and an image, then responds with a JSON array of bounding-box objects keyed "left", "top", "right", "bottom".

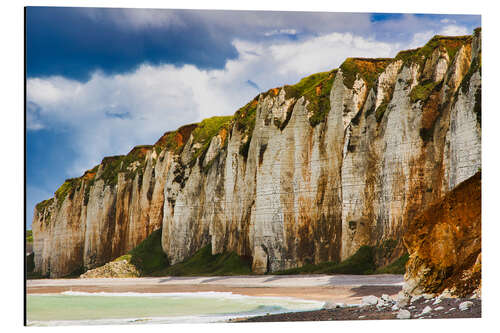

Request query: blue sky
[{"left": 25, "top": 7, "right": 480, "bottom": 227}]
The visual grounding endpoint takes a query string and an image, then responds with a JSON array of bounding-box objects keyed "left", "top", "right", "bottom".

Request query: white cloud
[
  {"left": 26, "top": 32, "right": 405, "bottom": 176},
  {"left": 26, "top": 111, "right": 44, "bottom": 131},
  {"left": 440, "top": 18, "right": 456, "bottom": 24},
  {"left": 408, "top": 30, "right": 435, "bottom": 49},
  {"left": 268, "top": 33, "right": 398, "bottom": 76},
  {"left": 407, "top": 24, "right": 470, "bottom": 49},
  {"left": 264, "top": 29, "right": 298, "bottom": 37},
  {"left": 440, "top": 24, "right": 469, "bottom": 36}
]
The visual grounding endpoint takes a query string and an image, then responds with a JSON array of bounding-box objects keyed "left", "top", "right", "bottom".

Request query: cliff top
[
  {"left": 395, "top": 34, "right": 473, "bottom": 69},
  {"left": 154, "top": 123, "right": 198, "bottom": 153},
  {"left": 340, "top": 57, "right": 393, "bottom": 90}
]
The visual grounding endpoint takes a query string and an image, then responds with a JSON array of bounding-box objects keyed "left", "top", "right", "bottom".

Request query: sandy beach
[{"left": 27, "top": 274, "right": 404, "bottom": 304}]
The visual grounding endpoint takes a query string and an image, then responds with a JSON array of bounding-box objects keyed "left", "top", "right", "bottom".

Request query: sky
[{"left": 25, "top": 7, "right": 481, "bottom": 228}]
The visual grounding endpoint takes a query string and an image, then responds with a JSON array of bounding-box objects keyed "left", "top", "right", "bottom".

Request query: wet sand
[{"left": 27, "top": 274, "right": 404, "bottom": 304}]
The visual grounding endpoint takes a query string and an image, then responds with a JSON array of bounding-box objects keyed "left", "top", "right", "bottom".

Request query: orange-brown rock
[{"left": 403, "top": 172, "right": 481, "bottom": 296}]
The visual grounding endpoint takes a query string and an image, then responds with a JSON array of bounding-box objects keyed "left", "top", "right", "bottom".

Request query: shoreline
[
  {"left": 238, "top": 297, "right": 482, "bottom": 322},
  {"left": 27, "top": 274, "right": 404, "bottom": 303},
  {"left": 27, "top": 274, "right": 480, "bottom": 322}
]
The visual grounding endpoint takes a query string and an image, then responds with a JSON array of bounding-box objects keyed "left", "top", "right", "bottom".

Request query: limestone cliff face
[
  {"left": 32, "top": 30, "right": 481, "bottom": 278},
  {"left": 32, "top": 146, "right": 170, "bottom": 277}
]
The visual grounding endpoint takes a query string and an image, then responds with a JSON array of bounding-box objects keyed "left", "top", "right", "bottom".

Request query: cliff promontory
[{"left": 32, "top": 29, "right": 481, "bottom": 280}]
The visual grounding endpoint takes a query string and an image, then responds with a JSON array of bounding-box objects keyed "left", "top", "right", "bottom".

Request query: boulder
[
  {"left": 397, "top": 309, "right": 411, "bottom": 319},
  {"left": 396, "top": 292, "right": 410, "bottom": 307},
  {"left": 381, "top": 294, "right": 392, "bottom": 302},
  {"left": 459, "top": 301, "right": 473, "bottom": 311},
  {"left": 420, "top": 306, "right": 432, "bottom": 316},
  {"left": 362, "top": 295, "right": 379, "bottom": 306}
]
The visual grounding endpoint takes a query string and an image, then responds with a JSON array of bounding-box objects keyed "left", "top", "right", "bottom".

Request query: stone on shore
[
  {"left": 420, "top": 306, "right": 432, "bottom": 316},
  {"left": 396, "top": 292, "right": 410, "bottom": 307},
  {"left": 362, "top": 295, "right": 379, "bottom": 306},
  {"left": 459, "top": 301, "right": 473, "bottom": 311},
  {"left": 397, "top": 309, "right": 411, "bottom": 319}
]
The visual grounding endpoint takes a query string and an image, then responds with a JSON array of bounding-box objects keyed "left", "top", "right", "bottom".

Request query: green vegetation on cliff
[
  {"left": 113, "top": 231, "right": 407, "bottom": 277},
  {"left": 374, "top": 253, "right": 409, "bottom": 274},
  {"left": 275, "top": 241, "right": 408, "bottom": 275},
  {"left": 460, "top": 54, "right": 481, "bottom": 95},
  {"left": 374, "top": 101, "right": 389, "bottom": 123},
  {"left": 126, "top": 229, "right": 168, "bottom": 275},
  {"left": 154, "top": 123, "right": 198, "bottom": 155},
  {"left": 154, "top": 245, "right": 252, "bottom": 276},
  {"left": 275, "top": 246, "right": 377, "bottom": 275},
  {"left": 98, "top": 145, "right": 153, "bottom": 186},
  {"left": 396, "top": 35, "right": 472, "bottom": 71},
  {"left": 234, "top": 98, "right": 258, "bottom": 159},
  {"left": 117, "top": 229, "right": 251, "bottom": 276},
  {"left": 284, "top": 69, "right": 337, "bottom": 127},
  {"left": 409, "top": 80, "right": 442, "bottom": 104},
  {"left": 54, "top": 177, "right": 81, "bottom": 206},
  {"left": 108, "top": 232, "right": 406, "bottom": 276},
  {"left": 340, "top": 58, "right": 392, "bottom": 91},
  {"left": 188, "top": 116, "right": 233, "bottom": 166},
  {"left": 26, "top": 230, "right": 33, "bottom": 243},
  {"left": 284, "top": 71, "right": 331, "bottom": 99},
  {"left": 35, "top": 198, "right": 54, "bottom": 213}
]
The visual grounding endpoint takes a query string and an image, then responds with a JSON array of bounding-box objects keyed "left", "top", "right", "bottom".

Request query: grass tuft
[
  {"left": 54, "top": 178, "right": 81, "bottom": 207},
  {"left": 35, "top": 198, "right": 54, "bottom": 213},
  {"left": 26, "top": 230, "right": 33, "bottom": 243},
  {"left": 127, "top": 229, "right": 168, "bottom": 275},
  {"left": 275, "top": 246, "right": 376, "bottom": 275},
  {"left": 275, "top": 240, "right": 407, "bottom": 275},
  {"left": 284, "top": 69, "right": 337, "bottom": 127},
  {"left": 397, "top": 35, "right": 472, "bottom": 71},
  {"left": 409, "top": 80, "right": 441, "bottom": 104},
  {"left": 374, "top": 253, "right": 409, "bottom": 274},
  {"left": 114, "top": 230, "right": 252, "bottom": 276},
  {"left": 340, "top": 58, "right": 392, "bottom": 91},
  {"left": 154, "top": 244, "right": 252, "bottom": 276}
]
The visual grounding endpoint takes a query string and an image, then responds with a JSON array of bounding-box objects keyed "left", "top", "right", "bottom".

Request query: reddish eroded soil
[{"left": 404, "top": 172, "right": 481, "bottom": 296}]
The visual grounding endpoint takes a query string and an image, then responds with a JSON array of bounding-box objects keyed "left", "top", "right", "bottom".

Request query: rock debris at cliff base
[{"left": 238, "top": 295, "right": 481, "bottom": 322}]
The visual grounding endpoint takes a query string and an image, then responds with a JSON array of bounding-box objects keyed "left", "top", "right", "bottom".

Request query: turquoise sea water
[{"left": 27, "top": 292, "right": 323, "bottom": 326}]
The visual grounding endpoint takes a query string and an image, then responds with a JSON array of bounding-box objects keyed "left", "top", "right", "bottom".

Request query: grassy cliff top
[
  {"left": 35, "top": 198, "right": 54, "bottom": 213},
  {"left": 37, "top": 116, "right": 234, "bottom": 210},
  {"left": 284, "top": 70, "right": 336, "bottom": 99},
  {"left": 154, "top": 123, "right": 198, "bottom": 154},
  {"left": 340, "top": 57, "right": 393, "bottom": 90},
  {"left": 191, "top": 116, "right": 233, "bottom": 145},
  {"left": 395, "top": 34, "right": 472, "bottom": 69}
]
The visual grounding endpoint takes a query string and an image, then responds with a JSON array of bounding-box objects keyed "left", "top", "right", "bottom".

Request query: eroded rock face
[
  {"left": 32, "top": 148, "right": 169, "bottom": 277},
  {"left": 403, "top": 172, "right": 481, "bottom": 297},
  {"left": 32, "top": 31, "right": 481, "bottom": 278}
]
